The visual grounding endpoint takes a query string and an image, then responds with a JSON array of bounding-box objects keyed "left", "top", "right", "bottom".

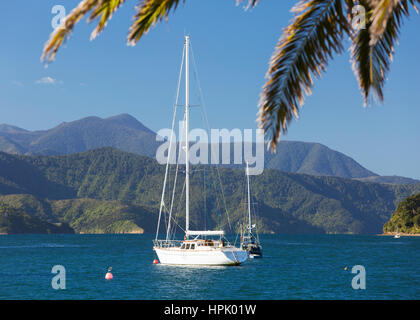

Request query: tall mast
[
  {"left": 185, "top": 35, "right": 190, "bottom": 233},
  {"left": 246, "top": 162, "right": 252, "bottom": 233}
]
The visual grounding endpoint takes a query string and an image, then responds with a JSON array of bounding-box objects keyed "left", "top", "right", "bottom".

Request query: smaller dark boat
[{"left": 240, "top": 162, "right": 263, "bottom": 259}]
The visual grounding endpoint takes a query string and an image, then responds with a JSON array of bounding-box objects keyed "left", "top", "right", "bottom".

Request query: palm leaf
[
  {"left": 369, "top": 0, "right": 418, "bottom": 45},
  {"left": 41, "top": 0, "right": 125, "bottom": 62},
  {"left": 258, "top": 0, "right": 351, "bottom": 150},
  {"left": 127, "top": 0, "right": 261, "bottom": 45},
  {"left": 236, "top": 0, "right": 260, "bottom": 10},
  {"left": 127, "top": 0, "right": 184, "bottom": 46},
  {"left": 89, "top": 0, "right": 126, "bottom": 40},
  {"left": 42, "top": 0, "right": 261, "bottom": 60},
  {"left": 351, "top": 0, "right": 411, "bottom": 104}
]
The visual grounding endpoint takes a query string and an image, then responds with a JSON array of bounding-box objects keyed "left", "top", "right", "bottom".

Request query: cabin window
[
  {"left": 205, "top": 240, "right": 214, "bottom": 246},
  {"left": 181, "top": 244, "right": 185, "bottom": 249},
  {"left": 185, "top": 244, "right": 190, "bottom": 250},
  {"left": 190, "top": 244, "right": 195, "bottom": 250}
]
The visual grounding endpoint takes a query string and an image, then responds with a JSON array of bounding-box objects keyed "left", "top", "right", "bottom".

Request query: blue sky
[{"left": 0, "top": 1, "right": 419, "bottom": 179}]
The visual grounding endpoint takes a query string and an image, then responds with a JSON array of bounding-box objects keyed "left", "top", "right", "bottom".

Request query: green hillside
[
  {"left": 383, "top": 193, "right": 420, "bottom": 234},
  {"left": 0, "top": 195, "right": 155, "bottom": 234},
  {"left": 0, "top": 202, "right": 74, "bottom": 234},
  {"left": 0, "top": 148, "right": 419, "bottom": 234}
]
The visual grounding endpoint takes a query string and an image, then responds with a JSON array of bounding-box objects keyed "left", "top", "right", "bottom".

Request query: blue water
[{"left": 0, "top": 234, "right": 419, "bottom": 299}]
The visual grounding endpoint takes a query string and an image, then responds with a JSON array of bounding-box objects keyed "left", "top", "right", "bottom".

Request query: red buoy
[
  {"left": 105, "top": 272, "right": 113, "bottom": 280},
  {"left": 153, "top": 259, "right": 159, "bottom": 264}
]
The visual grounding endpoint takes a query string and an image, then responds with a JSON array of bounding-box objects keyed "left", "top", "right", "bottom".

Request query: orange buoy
[{"left": 153, "top": 259, "right": 159, "bottom": 264}]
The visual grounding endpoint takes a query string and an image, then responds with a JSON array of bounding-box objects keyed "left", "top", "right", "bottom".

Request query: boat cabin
[{"left": 180, "top": 239, "right": 226, "bottom": 250}]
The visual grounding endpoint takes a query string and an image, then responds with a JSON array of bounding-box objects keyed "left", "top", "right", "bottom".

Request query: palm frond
[
  {"left": 258, "top": 0, "right": 351, "bottom": 150},
  {"left": 236, "top": 0, "right": 260, "bottom": 10},
  {"left": 369, "top": 0, "right": 418, "bottom": 45},
  {"left": 351, "top": 0, "right": 410, "bottom": 104},
  {"left": 41, "top": 0, "right": 125, "bottom": 62},
  {"left": 89, "top": 0, "right": 126, "bottom": 40},
  {"left": 127, "top": 0, "right": 184, "bottom": 46}
]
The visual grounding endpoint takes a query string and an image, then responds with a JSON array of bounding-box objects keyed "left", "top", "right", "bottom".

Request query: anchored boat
[
  {"left": 240, "top": 162, "right": 263, "bottom": 258},
  {"left": 153, "top": 36, "right": 248, "bottom": 266},
  {"left": 394, "top": 227, "right": 401, "bottom": 239}
]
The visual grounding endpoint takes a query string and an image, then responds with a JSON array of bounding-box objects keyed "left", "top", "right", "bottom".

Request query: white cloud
[
  {"left": 35, "top": 76, "right": 62, "bottom": 85},
  {"left": 12, "top": 80, "right": 23, "bottom": 86}
]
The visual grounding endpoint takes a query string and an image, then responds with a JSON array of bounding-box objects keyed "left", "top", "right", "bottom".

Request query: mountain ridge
[{"left": 0, "top": 114, "right": 417, "bottom": 184}]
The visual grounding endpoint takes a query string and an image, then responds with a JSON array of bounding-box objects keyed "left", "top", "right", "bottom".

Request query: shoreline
[{"left": 378, "top": 232, "right": 420, "bottom": 237}]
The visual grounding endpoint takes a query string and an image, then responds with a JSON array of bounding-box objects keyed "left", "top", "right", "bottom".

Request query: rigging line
[
  {"left": 155, "top": 42, "right": 186, "bottom": 241},
  {"left": 203, "top": 166, "right": 207, "bottom": 231},
  {"left": 167, "top": 42, "right": 187, "bottom": 199},
  {"left": 213, "top": 166, "right": 232, "bottom": 230},
  {"left": 168, "top": 182, "right": 187, "bottom": 238},
  {"left": 169, "top": 214, "right": 186, "bottom": 235},
  {"left": 208, "top": 167, "right": 223, "bottom": 222},
  {"left": 233, "top": 227, "right": 240, "bottom": 247},
  {"left": 165, "top": 48, "right": 186, "bottom": 241},
  {"left": 163, "top": 202, "right": 168, "bottom": 232},
  {"left": 218, "top": 173, "right": 246, "bottom": 232},
  {"left": 169, "top": 178, "right": 186, "bottom": 240},
  {"left": 252, "top": 200, "right": 261, "bottom": 239},
  {"left": 240, "top": 169, "right": 246, "bottom": 223},
  {"left": 190, "top": 42, "right": 233, "bottom": 231},
  {"left": 166, "top": 112, "right": 186, "bottom": 241},
  {"left": 174, "top": 43, "right": 186, "bottom": 112}
]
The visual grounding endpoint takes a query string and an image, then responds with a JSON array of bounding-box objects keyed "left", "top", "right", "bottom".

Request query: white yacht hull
[{"left": 154, "top": 247, "right": 248, "bottom": 266}]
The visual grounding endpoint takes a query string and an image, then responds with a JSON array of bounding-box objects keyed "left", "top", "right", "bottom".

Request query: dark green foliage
[
  {"left": 0, "top": 202, "right": 74, "bottom": 234},
  {"left": 49, "top": 198, "right": 156, "bottom": 234},
  {"left": 0, "top": 195, "right": 156, "bottom": 234},
  {"left": 383, "top": 193, "right": 420, "bottom": 234},
  {"left": 0, "top": 147, "right": 419, "bottom": 234}
]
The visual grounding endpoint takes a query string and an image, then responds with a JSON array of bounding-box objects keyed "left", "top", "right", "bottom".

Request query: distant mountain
[
  {"left": 354, "top": 176, "right": 420, "bottom": 185},
  {"left": 0, "top": 114, "right": 417, "bottom": 183},
  {"left": 0, "top": 136, "right": 25, "bottom": 154},
  {"left": 0, "top": 114, "right": 160, "bottom": 157},
  {"left": 0, "top": 124, "right": 28, "bottom": 134},
  {"left": 0, "top": 148, "right": 419, "bottom": 234},
  {"left": 264, "top": 141, "right": 377, "bottom": 178}
]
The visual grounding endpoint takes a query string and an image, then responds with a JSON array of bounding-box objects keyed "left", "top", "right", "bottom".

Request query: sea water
[{"left": 0, "top": 234, "right": 419, "bottom": 299}]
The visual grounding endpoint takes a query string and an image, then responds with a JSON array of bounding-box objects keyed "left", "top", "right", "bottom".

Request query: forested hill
[
  {"left": 383, "top": 193, "right": 420, "bottom": 234},
  {"left": 0, "top": 202, "right": 74, "bottom": 234},
  {"left": 0, "top": 148, "right": 419, "bottom": 234}
]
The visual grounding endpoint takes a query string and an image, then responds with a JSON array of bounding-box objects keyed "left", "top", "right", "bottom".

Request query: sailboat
[
  {"left": 394, "top": 227, "right": 401, "bottom": 239},
  {"left": 152, "top": 36, "right": 248, "bottom": 266},
  {"left": 240, "top": 162, "right": 263, "bottom": 258}
]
